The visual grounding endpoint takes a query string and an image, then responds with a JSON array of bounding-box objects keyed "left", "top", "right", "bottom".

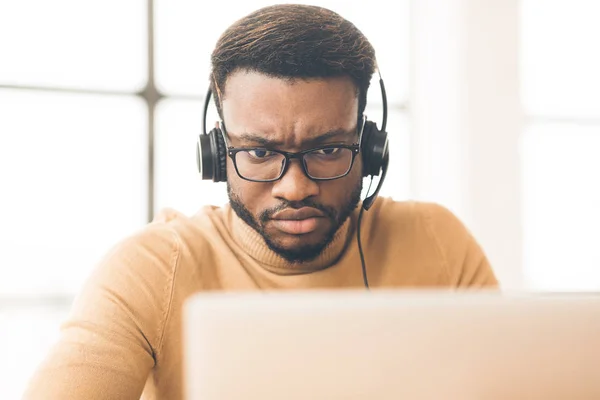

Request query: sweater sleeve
[
  {"left": 23, "top": 223, "right": 180, "bottom": 400},
  {"left": 423, "top": 203, "right": 499, "bottom": 288}
]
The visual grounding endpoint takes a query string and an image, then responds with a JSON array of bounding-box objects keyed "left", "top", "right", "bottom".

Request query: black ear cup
[
  {"left": 360, "top": 119, "right": 390, "bottom": 211},
  {"left": 213, "top": 128, "right": 227, "bottom": 182},
  {"left": 360, "top": 120, "right": 389, "bottom": 178},
  {"left": 197, "top": 133, "right": 213, "bottom": 180},
  {"left": 197, "top": 128, "right": 227, "bottom": 182}
]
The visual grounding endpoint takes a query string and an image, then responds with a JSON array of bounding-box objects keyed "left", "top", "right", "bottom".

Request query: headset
[{"left": 197, "top": 72, "right": 390, "bottom": 288}]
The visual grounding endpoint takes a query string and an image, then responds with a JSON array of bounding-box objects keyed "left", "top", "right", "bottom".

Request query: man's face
[{"left": 222, "top": 70, "right": 363, "bottom": 263}]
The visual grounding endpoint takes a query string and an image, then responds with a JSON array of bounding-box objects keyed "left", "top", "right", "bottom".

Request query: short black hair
[{"left": 210, "top": 4, "right": 377, "bottom": 119}]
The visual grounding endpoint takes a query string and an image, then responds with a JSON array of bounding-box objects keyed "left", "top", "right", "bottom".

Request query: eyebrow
[{"left": 230, "top": 129, "right": 356, "bottom": 148}]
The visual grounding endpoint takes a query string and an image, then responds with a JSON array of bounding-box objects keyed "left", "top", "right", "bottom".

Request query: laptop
[{"left": 183, "top": 290, "right": 600, "bottom": 399}]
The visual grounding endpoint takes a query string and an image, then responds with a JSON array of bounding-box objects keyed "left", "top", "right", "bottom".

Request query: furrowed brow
[{"left": 230, "top": 129, "right": 356, "bottom": 148}]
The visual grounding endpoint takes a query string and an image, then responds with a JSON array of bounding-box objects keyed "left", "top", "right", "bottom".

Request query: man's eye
[
  {"left": 315, "top": 147, "right": 341, "bottom": 156},
  {"left": 247, "top": 149, "right": 274, "bottom": 159}
]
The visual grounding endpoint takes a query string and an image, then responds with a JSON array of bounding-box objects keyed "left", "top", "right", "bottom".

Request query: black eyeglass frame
[{"left": 221, "top": 116, "right": 367, "bottom": 183}]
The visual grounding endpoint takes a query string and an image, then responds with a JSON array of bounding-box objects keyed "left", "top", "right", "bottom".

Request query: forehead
[{"left": 221, "top": 70, "right": 359, "bottom": 146}]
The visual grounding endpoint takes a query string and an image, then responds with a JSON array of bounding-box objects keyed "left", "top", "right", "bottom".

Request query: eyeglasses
[{"left": 222, "top": 118, "right": 365, "bottom": 182}]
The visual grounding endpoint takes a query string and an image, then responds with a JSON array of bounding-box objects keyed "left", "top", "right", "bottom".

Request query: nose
[{"left": 271, "top": 159, "right": 319, "bottom": 202}]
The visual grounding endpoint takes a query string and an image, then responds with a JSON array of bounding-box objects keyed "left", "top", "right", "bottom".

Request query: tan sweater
[{"left": 24, "top": 198, "right": 497, "bottom": 399}]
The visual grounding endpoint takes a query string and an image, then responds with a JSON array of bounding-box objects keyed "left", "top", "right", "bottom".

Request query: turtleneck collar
[{"left": 226, "top": 204, "right": 354, "bottom": 275}]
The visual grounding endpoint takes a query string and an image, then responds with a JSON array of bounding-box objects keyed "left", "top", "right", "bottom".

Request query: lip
[
  {"left": 271, "top": 207, "right": 325, "bottom": 221},
  {"left": 270, "top": 207, "right": 326, "bottom": 235},
  {"left": 270, "top": 217, "right": 322, "bottom": 235}
]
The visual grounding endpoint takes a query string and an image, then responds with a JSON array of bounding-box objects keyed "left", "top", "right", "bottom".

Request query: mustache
[{"left": 258, "top": 199, "right": 337, "bottom": 224}]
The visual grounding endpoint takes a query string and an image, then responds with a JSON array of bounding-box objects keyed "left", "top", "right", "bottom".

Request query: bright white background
[{"left": 0, "top": 0, "right": 598, "bottom": 397}]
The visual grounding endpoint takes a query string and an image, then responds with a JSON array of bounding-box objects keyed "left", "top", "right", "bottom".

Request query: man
[{"left": 24, "top": 4, "right": 497, "bottom": 399}]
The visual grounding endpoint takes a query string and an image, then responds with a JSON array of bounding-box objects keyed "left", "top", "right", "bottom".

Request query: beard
[{"left": 228, "top": 180, "right": 362, "bottom": 264}]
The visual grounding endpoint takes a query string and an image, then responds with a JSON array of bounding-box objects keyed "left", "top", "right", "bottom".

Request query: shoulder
[
  {"left": 366, "top": 198, "right": 496, "bottom": 286},
  {"left": 86, "top": 205, "right": 224, "bottom": 295},
  {"left": 366, "top": 197, "right": 463, "bottom": 236},
  {"left": 369, "top": 197, "right": 465, "bottom": 232},
  {"left": 98, "top": 212, "right": 182, "bottom": 280},
  {"left": 71, "top": 206, "right": 224, "bottom": 346},
  {"left": 150, "top": 205, "right": 226, "bottom": 258},
  {"left": 369, "top": 197, "right": 473, "bottom": 253}
]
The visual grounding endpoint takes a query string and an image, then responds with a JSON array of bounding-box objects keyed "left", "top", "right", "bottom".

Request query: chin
[{"left": 263, "top": 229, "right": 334, "bottom": 263}]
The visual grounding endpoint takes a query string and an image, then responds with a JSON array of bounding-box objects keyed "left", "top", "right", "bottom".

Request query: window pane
[
  {"left": 154, "top": 0, "right": 409, "bottom": 103},
  {"left": 154, "top": 99, "right": 409, "bottom": 214},
  {"left": 0, "top": 90, "right": 148, "bottom": 296},
  {"left": 522, "top": 122, "right": 600, "bottom": 291},
  {"left": 0, "top": 0, "right": 147, "bottom": 91},
  {"left": 0, "top": 304, "right": 68, "bottom": 399},
  {"left": 521, "top": 0, "right": 600, "bottom": 118}
]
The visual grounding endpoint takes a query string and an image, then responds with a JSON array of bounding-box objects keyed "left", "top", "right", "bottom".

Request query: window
[
  {"left": 0, "top": 90, "right": 147, "bottom": 296},
  {"left": 520, "top": 0, "right": 600, "bottom": 291},
  {"left": 0, "top": 0, "right": 147, "bottom": 396},
  {"left": 0, "top": 0, "right": 147, "bottom": 91}
]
